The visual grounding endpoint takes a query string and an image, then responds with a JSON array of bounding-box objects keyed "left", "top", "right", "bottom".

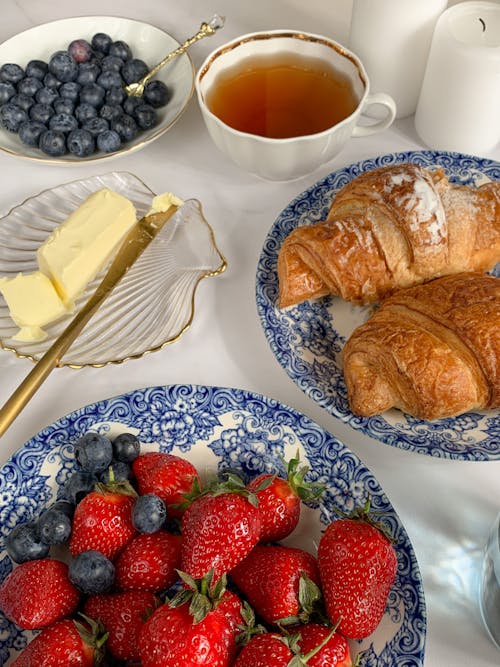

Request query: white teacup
[{"left": 195, "top": 30, "right": 396, "bottom": 181}]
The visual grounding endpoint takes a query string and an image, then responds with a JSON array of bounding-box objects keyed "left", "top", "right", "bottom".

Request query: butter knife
[{"left": 0, "top": 204, "right": 179, "bottom": 438}]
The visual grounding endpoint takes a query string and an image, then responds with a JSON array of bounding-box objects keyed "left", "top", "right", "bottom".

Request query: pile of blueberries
[{"left": 0, "top": 33, "right": 172, "bottom": 158}]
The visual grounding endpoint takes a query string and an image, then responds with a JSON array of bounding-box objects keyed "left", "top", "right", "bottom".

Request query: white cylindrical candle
[
  {"left": 415, "top": 1, "right": 500, "bottom": 154},
  {"left": 348, "top": 0, "right": 448, "bottom": 119}
]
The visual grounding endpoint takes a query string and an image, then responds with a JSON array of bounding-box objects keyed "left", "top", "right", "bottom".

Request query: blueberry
[
  {"left": 53, "top": 98, "right": 75, "bottom": 115},
  {"left": 75, "top": 102, "right": 97, "bottom": 124},
  {"left": 59, "top": 81, "right": 81, "bottom": 102},
  {"left": 37, "top": 506, "right": 72, "bottom": 545},
  {"left": 77, "top": 61, "right": 101, "bottom": 85},
  {"left": 6, "top": 522, "right": 49, "bottom": 563},
  {"left": 18, "top": 119, "right": 46, "bottom": 146},
  {"left": 132, "top": 494, "right": 167, "bottom": 533},
  {"left": 144, "top": 80, "right": 171, "bottom": 108},
  {"left": 0, "top": 103, "right": 28, "bottom": 132},
  {"left": 67, "top": 128, "right": 95, "bottom": 157},
  {"left": 49, "top": 112, "right": 78, "bottom": 133},
  {"left": 121, "top": 58, "right": 149, "bottom": 85},
  {"left": 17, "top": 76, "right": 43, "bottom": 97},
  {"left": 101, "top": 55, "right": 124, "bottom": 73},
  {"left": 109, "top": 40, "right": 132, "bottom": 62},
  {"left": 112, "top": 432, "right": 140, "bottom": 463},
  {"left": 26, "top": 59, "right": 48, "bottom": 80},
  {"left": 100, "top": 461, "right": 132, "bottom": 484},
  {"left": 91, "top": 32, "right": 113, "bottom": 55},
  {"left": 74, "top": 431, "right": 113, "bottom": 473},
  {"left": 106, "top": 85, "right": 126, "bottom": 106},
  {"left": 135, "top": 103, "right": 157, "bottom": 130},
  {"left": 83, "top": 116, "right": 108, "bottom": 137},
  {"left": 97, "top": 70, "right": 123, "bottom": 90},
  {"left": 48, "top": 51, "right": 78, "bottom": 83},
  {"left": 63, "top": 470, "right": 97, "bottom": 504},
  {"left": 96, "top": 129, "right": 121, "bottom": 153},
  {"left": 0, "top": 81, "right": 15, "bottom": 104},
  {"left": 35, "top": 86, "right": 59, "bottom": 106},
  {"left": 68, "top": 39, "right": 92, "bottom": 64},
  {"left": 29, "top": 102, "right": 54, "bottom": 124},
  {"left": 69, "top": 550, "right": 115, "bottom": 594},
  {"left": 39, "top": 129, "right": 67, "bottom": 156},
  {"left": 50, "top": 499, "right": 75, "bottom": 519},
  {"left": 0, "top": 63, "right": 25, "bottom": 84},
  {"left": 111, "top": 113, "right": 139, "bottom": 142},
  {"left": 10, "top": 93, "right": 34, "bottom": 113},
  {"left": 99, "top": 103, "right": 122, "bottom": 123},
  {"left": 79, "top": 82, "right": 105, "bottom": 107},
  {"left": 43, "top": 72, "right": 62, "bottom": 89},
  {"left": 123, "top": 95, "right": 143, "bottom": 116}
]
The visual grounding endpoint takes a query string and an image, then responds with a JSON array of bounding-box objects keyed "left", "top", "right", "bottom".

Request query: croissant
[
  {"left": 342, "top": 272, "right": 500, "bottom": 420},
  {"left": 278, "top": 163, "right": 500, "bottom": 307}
]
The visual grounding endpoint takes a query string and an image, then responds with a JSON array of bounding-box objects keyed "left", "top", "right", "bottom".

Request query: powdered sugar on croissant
[{"left": 278, "top": 164, "right": 500, "bottom": 306}]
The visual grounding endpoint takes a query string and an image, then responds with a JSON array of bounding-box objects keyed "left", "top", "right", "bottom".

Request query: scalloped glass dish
[
  {"left": 0, "top": 385, "right": 426, "bottom": 666},
  {"left": 256, "top": 150, "right": 500, "bottom": 461},
  {"left": 0, "top": 172, "right": 226, "bottom": 367},
  {"left": 0, "top": 16, "right": 194, "bottom": 164}
]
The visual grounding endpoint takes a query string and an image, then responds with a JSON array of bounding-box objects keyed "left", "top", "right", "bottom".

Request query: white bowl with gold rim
[{"left": 195, "top": 30, "right": 397, "bottom": 181}]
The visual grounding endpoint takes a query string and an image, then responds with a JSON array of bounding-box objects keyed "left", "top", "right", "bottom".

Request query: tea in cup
[{"left": 195, "top": 30, "right": 396, "bottom": 181}]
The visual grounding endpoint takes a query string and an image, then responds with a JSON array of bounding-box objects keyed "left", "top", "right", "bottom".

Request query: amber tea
[{"left": 205, "top": 52, "right": 360, "bottom": 139}]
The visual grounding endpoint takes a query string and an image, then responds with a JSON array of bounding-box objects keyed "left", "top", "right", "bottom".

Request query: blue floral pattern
[
  {"left": 0, "top": 385, "right": 425, "bottom": 666},
  {"left": 256, "top": 150, "right": 500, "bottom": 460}
]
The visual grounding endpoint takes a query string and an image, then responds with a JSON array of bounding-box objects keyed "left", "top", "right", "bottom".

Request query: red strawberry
[
  {"left": 233, "top": 632, "right": 293, "bottom": 667},
  {"left": 231, "top": 544, "right": 321, "bottom": 626},
  {"left": 298, "top": 623, "right": 352, "bottom": 667},
  {"left": 317, "top": 508, "right": 397, "bottom": 639},
  {"left": 84, "top": 590, "right": 158, "bottom": 662},
  {"left": 247, "top": 452, "right": 324, "bottom": 542},
  {"left": 11, "top": 617, "right": 106, "bottom": 666},
  {"left": 132, "top": 452, "right": 200, "bottom": 517},
  {"left": 69, "top": 480, "right": 137, "bottom": 560},
  {"left": 0, "top": 559, "right": 80, "bottom": 629},
  {"left": 181, "top": 487, "right": 261, "bottom": 581},
  {"left": 114, "top": 530, "right": 182, "bottom": 593}
]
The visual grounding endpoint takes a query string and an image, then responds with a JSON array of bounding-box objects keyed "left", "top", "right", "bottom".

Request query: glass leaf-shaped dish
[{"left": 0, "top": 172, "right": 226, "bottom": 367}]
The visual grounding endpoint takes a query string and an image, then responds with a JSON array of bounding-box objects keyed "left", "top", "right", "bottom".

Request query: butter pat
[
  {"left": 37, "top": 188, "right": 137, "bottom": 305},
  {"left": 147, "top": 191, "right": 184, "bottom": 216},
  {"left": 0, "top": 271, "right": 69, "bottom": 341}
]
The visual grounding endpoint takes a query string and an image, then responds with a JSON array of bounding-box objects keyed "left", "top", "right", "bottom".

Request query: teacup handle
[{"left": 352, "top": 93, "right": 397, "bottom": 137}]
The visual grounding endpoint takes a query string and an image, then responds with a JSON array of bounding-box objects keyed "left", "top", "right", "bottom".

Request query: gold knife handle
[{"left": 0, "top": 206, "right": 178, "bottom": 439}]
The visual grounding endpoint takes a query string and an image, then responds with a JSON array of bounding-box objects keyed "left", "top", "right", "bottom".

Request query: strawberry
[
  {"left": 11, "top": 617, "right": 107, "bottom": 666},
  {"left": 138, "top": 572, "right": 234, "bottom": 667},
  {"left": 298, "top": 623, "right": 352, "bottom": 667},
  {"left": 0, "top": 559, "right": 80, "bottom": 629},
  {"left": 247, "top": 452, "right": 324, "bottom": 542},
  {"left": 233, "top": 632, "right": 293, "bottom": 666},
  {"left": 69, "top": 480, "right": 137, "bottom": 560},
  {"left": 84, "top": 590, "right": 158, "bottom": 662},
  {"left": 132, "top": 452, "right": 200, "bottom": 517},
  {"left": 114, "top": 530, "right": 182, "bottom": 592},
  {"left": 317, "top": 505, "right": 398, "bottom": 639},
  {"left": 231, "top": 544, "right": 322, "bottom": 626},
  {"left": 180, "top": 479, "right": 261, "bottom": 581}
]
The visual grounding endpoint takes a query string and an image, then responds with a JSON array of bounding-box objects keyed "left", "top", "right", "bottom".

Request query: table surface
[{"left": 0, "top": 1, "right": 499, "bottom": 665}]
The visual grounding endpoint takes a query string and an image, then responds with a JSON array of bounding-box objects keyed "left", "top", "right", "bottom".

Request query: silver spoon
[{"left": 125, "top": 14, "right": 225, "bottom": 97}]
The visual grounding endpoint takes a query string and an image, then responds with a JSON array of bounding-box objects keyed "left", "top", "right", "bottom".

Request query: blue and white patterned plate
[
  {"left": 256, "top": 150, "right": 500, "bottom": 461},
  {"left": 0, "top": 385, "right": 425, "bottom": 666}
]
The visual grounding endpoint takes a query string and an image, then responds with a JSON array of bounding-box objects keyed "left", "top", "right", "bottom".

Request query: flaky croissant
[
  {"left": 342, "top": 272, "right": 500, "bottom": 420},
  {"left": 278, "top": 163, "right": 500, "bottom": 307}
]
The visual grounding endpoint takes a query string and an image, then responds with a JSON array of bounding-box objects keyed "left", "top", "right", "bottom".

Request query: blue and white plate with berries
[
  {"left": 0, "top": 385, "right": 426, "bottom": 666},
  {"left": 0, "top": 16, "right": 195, "bottom": 163}
]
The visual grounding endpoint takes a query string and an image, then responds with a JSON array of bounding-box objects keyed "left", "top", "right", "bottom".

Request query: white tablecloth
[{"left": 0, "top": 2, "right": 499, "bottom": 665}]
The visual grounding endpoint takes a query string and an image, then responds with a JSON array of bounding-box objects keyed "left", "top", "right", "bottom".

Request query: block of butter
[
  {"left": 37, "top": 188, "right": 137, "bottom": 306},
  {"left": 0, "top": 271, "right": 70, "bottom": 341}
]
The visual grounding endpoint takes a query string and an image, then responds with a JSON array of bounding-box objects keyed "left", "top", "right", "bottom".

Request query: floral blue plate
[
  {"left": 0, "top": 385, "right": 425, "bottom": 666},
  {"left": 256, "top": 150, "right": 500, "bottom": 461}
]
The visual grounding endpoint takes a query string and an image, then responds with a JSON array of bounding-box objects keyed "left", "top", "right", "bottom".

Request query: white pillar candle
[
  {"left": 348, "top": 0, "right": 448, "bottom": 119},
  {"left": 415, "top": 1, "right": 500, "bottom": 154}
]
